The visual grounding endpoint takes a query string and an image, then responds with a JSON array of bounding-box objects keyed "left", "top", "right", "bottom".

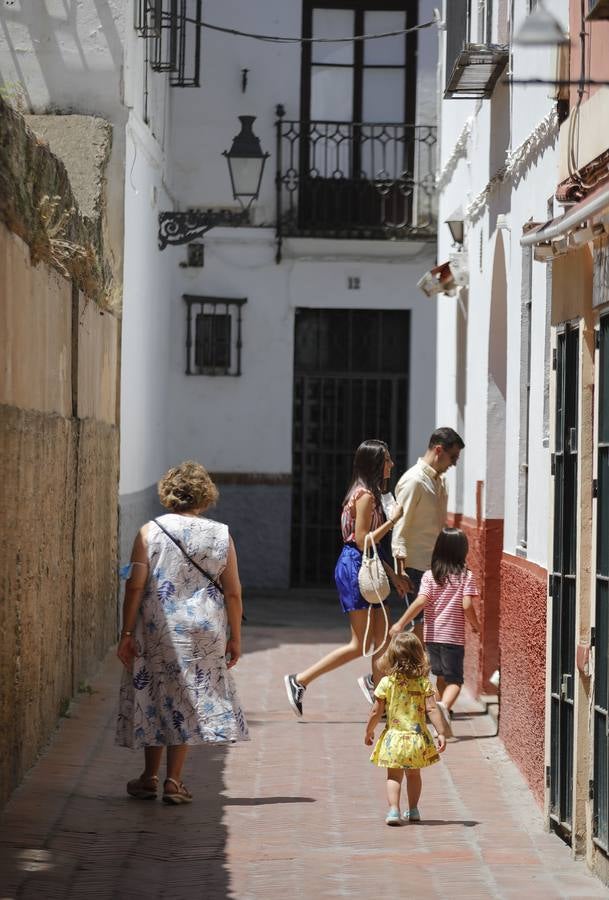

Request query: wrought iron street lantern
[
  {"left": 158, "top": 114, "right": 269, "bottom": 250},
  {"left": 223, "top": 116, "right": 270, "bottom": 210}
]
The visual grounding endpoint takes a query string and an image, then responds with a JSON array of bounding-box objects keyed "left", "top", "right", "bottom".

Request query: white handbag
[{"left": 358, "top": 533, "right": 390, "bottom": 658}]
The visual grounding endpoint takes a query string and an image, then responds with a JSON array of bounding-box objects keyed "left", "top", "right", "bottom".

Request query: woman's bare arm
[
  {"left": 117, "top": 527, "right": 149, "bottom": 668},
  {"left": 219, "top": 537, "right": 243, "bottom": 667}
]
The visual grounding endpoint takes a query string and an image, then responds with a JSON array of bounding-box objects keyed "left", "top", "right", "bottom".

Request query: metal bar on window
[{"left": 185, "top": 297, "right": 193, "bottom": 374}]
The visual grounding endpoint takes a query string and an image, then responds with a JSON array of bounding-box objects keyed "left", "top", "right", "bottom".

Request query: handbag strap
[
  {"left": 362, "top": 601, "right": 389, "bottom": 659},
  {"left": 361, "top": 531, "right": 389, "bottom": 657},
  {"left": 363, "top": 532, "right": 378, "bottom": 560},
  {"left": 153, "top": 518, "right": 223, "bottom": 593}
]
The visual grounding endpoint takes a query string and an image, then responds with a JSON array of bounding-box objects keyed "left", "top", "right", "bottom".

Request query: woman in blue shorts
[{"left": 284, "top": 440, "right": 411, "bottom": 716}]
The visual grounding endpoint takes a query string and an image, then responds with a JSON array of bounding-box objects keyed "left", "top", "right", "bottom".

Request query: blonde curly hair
[
  {"left": 379, "top": 632, "right": 430, "bottom": 679},
  {"left": 158, "top": 460, "right": 219, "bottom": 512}
]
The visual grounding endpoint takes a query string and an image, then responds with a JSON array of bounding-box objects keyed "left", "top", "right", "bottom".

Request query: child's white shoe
[{"left": 385, "top": 807, "right": 402, "bottom": 826}]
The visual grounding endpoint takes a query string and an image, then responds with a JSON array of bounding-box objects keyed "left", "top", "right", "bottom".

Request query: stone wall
[{"left": 0, "top": 101, "right": 120, "bottom": 806}]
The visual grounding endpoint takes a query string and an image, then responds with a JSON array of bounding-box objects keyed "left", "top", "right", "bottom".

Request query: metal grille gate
[
  {"left": 291, "top": 308, "right": 410, "bottom": 586},
  {"left": 549, "top": 324, "right": 579, "bottom": 838},
  {"left": 594, "top": 314, "right": 609, "bottom": 850}
]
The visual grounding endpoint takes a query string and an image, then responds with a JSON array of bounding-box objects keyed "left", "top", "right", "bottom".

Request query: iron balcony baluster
[{"left": 275, "top": 114, "right": 437, "bottom": 256}]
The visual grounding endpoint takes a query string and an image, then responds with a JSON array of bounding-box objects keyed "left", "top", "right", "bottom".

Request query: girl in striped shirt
[{"left": 389, "top": 527, "right": 480, "bottom": 737}]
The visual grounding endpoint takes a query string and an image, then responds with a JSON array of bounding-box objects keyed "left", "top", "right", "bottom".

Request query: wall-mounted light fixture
[
  {"left": 223, "top": 115, "right": 270, "bottom": 211},
  {"left": 508, "top": 1, "right": 609, "bottom": 87},
  {"left": 445, "top": 207, "right": 465, "bottom": 246},
  {"left": 158, "top": 115, "right": 269, "bottom": 249},
  {"left": 514, "top": 1, "right": 569, "bottom": 46}
]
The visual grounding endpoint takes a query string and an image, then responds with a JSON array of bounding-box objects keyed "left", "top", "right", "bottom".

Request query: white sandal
[{"left": 162, "top": 777, "right": 193, "bottom": 805}]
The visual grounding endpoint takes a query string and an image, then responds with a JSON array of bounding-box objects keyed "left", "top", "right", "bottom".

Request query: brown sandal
[
  {"left": 162, "top": 777, "right": 193, "bottom": 805},
  {"left": 127, "top": 774, "right": 159, "bottom": 799}
]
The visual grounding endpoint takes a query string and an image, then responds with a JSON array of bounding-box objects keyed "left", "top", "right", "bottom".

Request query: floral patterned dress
[
  {"left": 116, "top": 514, "right": 249, "bottom": 750},
  {"left": 370, "top": 674, "right": 439, "bottom": 769}
]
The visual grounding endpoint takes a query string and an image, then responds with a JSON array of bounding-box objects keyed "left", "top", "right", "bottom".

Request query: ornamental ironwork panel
[
  {"left": 291, "top": 308, "right": 409, "bottom": 587},
  {"left": 275, "top": 112, "right": 436, "bottom": 254},
  {"left": 594, "top": 314, "right": 609, "bottom": 850},
  {"left": 549, "top": 324, "right": 579, "bottom": 841}
]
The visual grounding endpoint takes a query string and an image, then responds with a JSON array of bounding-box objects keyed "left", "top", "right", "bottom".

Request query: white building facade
[{"left": 435, "top": 0, "right": 568, "bottom": 803}]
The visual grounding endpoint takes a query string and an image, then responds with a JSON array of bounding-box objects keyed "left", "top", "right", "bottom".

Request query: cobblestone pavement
[{"left": 1, "top": 592, "right": 608, "bottom": 899}]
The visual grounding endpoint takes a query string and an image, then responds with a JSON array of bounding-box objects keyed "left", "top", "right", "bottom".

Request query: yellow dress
[{"left": 370, "top": 674, "right": 440, "bottom": 769}]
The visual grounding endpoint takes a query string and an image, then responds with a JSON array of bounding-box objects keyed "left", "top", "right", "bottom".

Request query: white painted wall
[
  {"left": 0, "top": 0, "right": 126, "bottom": 118},
  {"left": 119, "top": 113, "right": 174, "bottom": 495},
  {"left": 436, "top": 0, "right": 568, "bottom": 567},
  {"left": 166, "top": 233, "right": 437, "bottom": 472}
]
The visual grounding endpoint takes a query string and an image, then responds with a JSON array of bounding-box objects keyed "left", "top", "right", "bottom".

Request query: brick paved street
[{"left": 1, "top": 593, "right": 607, "bottom": 900}]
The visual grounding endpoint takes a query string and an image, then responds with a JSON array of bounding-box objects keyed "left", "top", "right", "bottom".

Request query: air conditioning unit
[{"left": 587, "top": 0, "right": 609, "bottom": 20}]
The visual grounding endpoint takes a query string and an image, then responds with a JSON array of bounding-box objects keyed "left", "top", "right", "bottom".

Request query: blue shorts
[
  {"left": 335, "top": 544, "right": 370, "bottom": 613},
  {"left": 406, "top": 567, "right": 425, "bottom": 625}
]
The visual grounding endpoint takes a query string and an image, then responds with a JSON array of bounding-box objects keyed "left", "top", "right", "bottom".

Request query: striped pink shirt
[{"left": 419, "top": 569, "right": 479, "bottom": 645}]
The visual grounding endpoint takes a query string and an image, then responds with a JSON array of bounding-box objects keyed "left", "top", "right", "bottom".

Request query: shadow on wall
[
  {"left": 486, "top": 230, "right": 507, "bottom": 521},
  {"left": 455, "top": 286, "right": 469, "bottom": 513},
  {"left": 0, "top": 1, "right": 123, "bottom": 114}
]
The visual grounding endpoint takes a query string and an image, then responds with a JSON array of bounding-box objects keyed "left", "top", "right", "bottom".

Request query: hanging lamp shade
[
  {"left": 514, "top": 2, "right": 569, "bottom": 46},
  {"left": 445, "top": 207, "right": 465, "bottom": 245}
]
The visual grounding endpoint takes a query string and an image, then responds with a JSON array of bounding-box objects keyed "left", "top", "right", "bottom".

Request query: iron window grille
[
  {"left": 593, "top": 313, "right": 609, "bottom": 851},
  {"left": 135, "top": 0, "right": 202, "bottom": 87},
  {"left": 184, "top": 295, "right": 246, "bottom": 376},
  {"left": 444, "top": 0, "right": 507, "bottom": 99}
]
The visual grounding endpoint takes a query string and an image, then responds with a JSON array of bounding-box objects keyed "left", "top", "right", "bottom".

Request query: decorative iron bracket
[{"left": 158, "top": 209, "right": 249, "bottom": 250}]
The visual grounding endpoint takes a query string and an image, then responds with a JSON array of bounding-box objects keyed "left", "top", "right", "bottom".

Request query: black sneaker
[
  {"left": 284, "top": 674, "right": 305, "bottom": 717},
  {"left": 357, "top": 673, "right": 375, "bottom": 705}
]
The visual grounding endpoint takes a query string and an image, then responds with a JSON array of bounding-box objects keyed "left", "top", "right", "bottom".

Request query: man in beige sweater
[{"left": 391, "top": 427, "right": 464, "bottom": 642}]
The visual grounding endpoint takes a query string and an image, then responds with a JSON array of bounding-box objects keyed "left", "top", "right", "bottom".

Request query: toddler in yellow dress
[{"left": 364, "top": 632, "right": 446, "bottom": 825}]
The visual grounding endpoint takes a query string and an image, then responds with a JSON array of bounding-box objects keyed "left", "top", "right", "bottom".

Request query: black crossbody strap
[{"left": 153, "top": 518, "right": 223, "bottom": 593}]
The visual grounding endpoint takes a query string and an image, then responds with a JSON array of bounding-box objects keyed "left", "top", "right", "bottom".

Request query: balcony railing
[{"left": 274, "top": 108, "right": 437, "bottom": 261}]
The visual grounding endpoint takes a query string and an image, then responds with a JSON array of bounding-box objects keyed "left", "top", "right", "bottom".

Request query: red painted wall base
[
  {"left": 450, "top": 515, "right": 502, "bottom": 696},
  {"left": 448, "top": 515, "right": 547, "bottom": 806},
  {"left": 499, "top": 553, "right": 547, "bottom": 806}
]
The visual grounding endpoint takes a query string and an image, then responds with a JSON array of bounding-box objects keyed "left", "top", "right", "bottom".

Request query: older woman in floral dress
[{"left": 116, "top": 460, "right": 249, "bottom": 804}]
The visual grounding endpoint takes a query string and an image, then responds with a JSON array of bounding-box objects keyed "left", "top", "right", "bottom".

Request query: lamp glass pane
[{"left": 228, "top": 156, "right": 264, "bottom": 198}]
